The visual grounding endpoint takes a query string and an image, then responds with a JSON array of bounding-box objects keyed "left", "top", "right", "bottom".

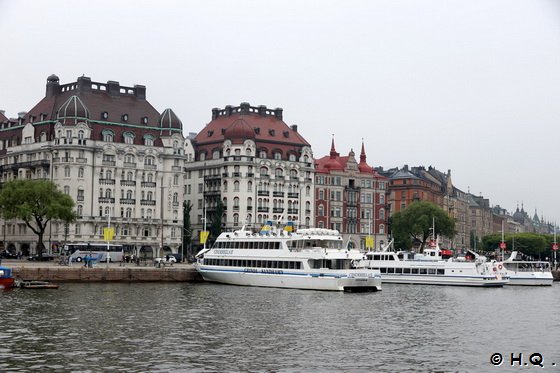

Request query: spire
[
  {"left": 360, "top": 139, "right": 367, "bottom": 164},
  {"left": 330, "top": 134, "right": 339, "bottom": 158}
]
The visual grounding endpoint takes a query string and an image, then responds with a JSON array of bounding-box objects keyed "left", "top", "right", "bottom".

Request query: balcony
[
  {"left": 204, "top": 174, "right": 221, "bottom": 181},
  {"left": 120, "top": 198, "right": 136, "bottom": 204},
  {"left": 272, "top": 192, "right": 284, "bottom": 197},
  {"left": 102, "top": 160, "right": 116, "bottom": 166},
  {"left": 247, "top": 206, "right": 253, "bottom": 211},
  {"left": 273, "top": 208, "right": 284, "bottom": 213},
  {"left": 257, "top": 190, "right": 269, "bottom": 196},
  {"left": 204, "top": 190, "right": 221, "bottom": 196},
  {"left": 141, "top": 181, "right": 156, "bottom": 188},
  {"left": 123, "top": 162, "right": 137, "bottom": 168},
  {"left": 247, "top": 172, "right": 254, "bottom": 177},
  {"left": 257, "top": 207, "right": 268, "bottom": 212},
  {"left": 140, "top": 200, "right": 156, "bottom": 206},
  {"left": 120, "top": 180, "right": 136, "bottom": 187},
  {"left": 76, "top": 157, "right": 88, "bottom": 164},
  {"left": 144, "top": 164, "right": 157, "bottom": 170},
  {"left": 171, "top": 166, "right": 182, "bottom": 172},
  {"left": 287, "top": 192, "right": 299, "bottom": 198},
  {"left": 99, "top": 178, "right": 115, "bottom": 185},
  {"left": 232, "top": 172, "right": 241, "bottom": 177},
  {"left": 98, "top": 197, "right": 115, "bottom": 203},
  {"left": 287, "top": 208, "right": 298, "bottom": 214},
  {"left": 77, "top": 195, "right": 85, "bottom": 202}
]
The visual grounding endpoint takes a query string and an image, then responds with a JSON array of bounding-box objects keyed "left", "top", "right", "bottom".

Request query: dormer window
[
  {"left": 208, "top": 130, "right": 214, "bottom": 137},
  {"left": 122, "top": 114, "right": 128, "bottom": 122},
  {"left": 254, "top": 127, "right": 260, "bottom": 134},
  {"left": 124, "top": 132, "right": 135, "bottom": 145},
  {"left": 144, "top": 134, "right": 154, "bottom": 146},
  {"left": 102, "top": 129, "right": 115, "bottom": 142},
  {"left": 101, "top": 111, "right": 108, "bottom": 120},
  {"left": 142, "top": 116, "right": 148, "bottom": 124},
  {"left": 269, "top": 129, "right": 275, "bottom": 136}
]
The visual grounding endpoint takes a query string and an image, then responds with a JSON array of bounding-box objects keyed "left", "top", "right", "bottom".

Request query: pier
[{"left": 2, "top": 260, "right": 203, "bottom": 283}]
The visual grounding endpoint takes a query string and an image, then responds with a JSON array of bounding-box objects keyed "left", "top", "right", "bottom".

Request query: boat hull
[
  {"left": 376, "top": 274, "right": 507, "bottom": 287},
  {"left": 197, "top": 266, "right": 382, "bottom": 292},
  {"left": 0, "top": 278, "right": 15, "bottom": 289},
  {"left": 505, "top": 275, "right": 553, "bottom": 286}
]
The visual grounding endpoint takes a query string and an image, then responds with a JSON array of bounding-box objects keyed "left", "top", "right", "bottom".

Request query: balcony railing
[
  {"left": 257, "top": 190, "right": 269, "bottom": 196},
  {"left": 123, "top": 162, "right": 137, "bottom": 168},
  {"left": 273, "top": 192, "right": 284, "bottom": 197},
  {"left": 257, "top": 207, "right": 268, "bottom": 212},
  {"left": 120, "top": 180, "right": 136, "bottom": 187},
  {"left": 144, "top": 164, "right": 157, "bottom": 170},
  {"left": 141, "top": 181, "right": 156, "bottom": 188},
  {"left": 98, "top": 197, "right": 115, "bottom": 203},
  {"left": 102, "top": 160, "right": 116, "bottom": 166},
  {"left": 99, "top": 178, "right": 115, "bottom": 185},
  {"left": 273, "top": 208, "right": 284, "bottom": 213},
  {"left": 287, "top": 192, "right": 299, "bottom": 198},
  {"left": 120, "top": 198, "right": 136, "bottom": 204},
  {"left": 140, "top": 200, "right": 156, "bottom": 206}
]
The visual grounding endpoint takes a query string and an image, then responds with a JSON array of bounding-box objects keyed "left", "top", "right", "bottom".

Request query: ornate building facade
[
  {"left": 0, "top": 75, "right": 186, "bottom": 257},
  {"left": 186, "top": 103, "right": 315, "bottom": 244},
  {"left": 314, "top": 139, "right": 389, "bottom": 250}
]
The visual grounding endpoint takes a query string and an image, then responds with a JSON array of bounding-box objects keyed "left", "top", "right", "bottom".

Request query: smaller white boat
[
  {"left": 360, "top": 239, "right": 509, "bottom": 287},
  {"left": 497, "top": 251, "right": 553, "bottom": 286}
]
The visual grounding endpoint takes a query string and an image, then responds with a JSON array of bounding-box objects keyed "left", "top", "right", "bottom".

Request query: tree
[
  {"left": 390, "top": 201, "right": 456, "bottom": 251},
  {"left": 182, "top": 200, "right": 192, "bottom": 260},
  {"left": 0, "top": 179, "right": 76, "bottom": 258},
  {"left": 208, "top": 199, "right": 224, "bottom": 246},
  {"left": 482, "top": 232, "right": 548, "bottom": 259}
]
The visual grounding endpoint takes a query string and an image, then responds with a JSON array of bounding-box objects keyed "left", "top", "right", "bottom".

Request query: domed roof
[
  {"left": 57, "top": 95, "right": 90, "bottom": 124},
  {"left": 223, "top": 118, "right": 255, "bottom": 143},
  {"left": 159, "top": 108, "right": 182, "bottom": 131},
  {"left": 47, "top": 74, "right": 59, "bottom": 83}
]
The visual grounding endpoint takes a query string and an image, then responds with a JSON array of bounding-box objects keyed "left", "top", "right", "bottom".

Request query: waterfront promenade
[{"left": 0, "top": 259, "right": 203, "bottom": 282}]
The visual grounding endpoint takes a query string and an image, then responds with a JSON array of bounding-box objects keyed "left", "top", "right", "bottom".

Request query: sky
[{"left": 1, "top": 0, "right": 560, "bottom": 223}]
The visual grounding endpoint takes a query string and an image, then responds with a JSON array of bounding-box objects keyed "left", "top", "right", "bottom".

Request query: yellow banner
[
  {"left": 200, "top": 231, "right": 209, "bottom": 244},
  {"left": 365, "top": 236, "right": 374, "bottom": 249},
  {"left": 103, "top": 227, "right": 115, "bottom": 241}
]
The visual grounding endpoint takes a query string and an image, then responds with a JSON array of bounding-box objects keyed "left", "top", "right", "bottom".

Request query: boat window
[
  {"left": 374, "top": 255, "right": 381, "bottom": 261},
  {"left": 419, "top": 268, "right": 427, "bottom": 275},
  {"left": 379, "top": 268, "right": 387, "bottom": 274},
  {"left": 387, "top": 268, "right": 395, "bottom": 274},
  {"left": 397, "top": 254, "right": 404, "bottom": 260},
  {"left": 395, "top": 268, "right": 402, "bottom": 274},
  {"left": 403, "top": 268, "right": 411, "bottom": 274},
  {"left": 388, "top": 255, "right": 395, "bottom": 261},
  {"left": 411, "top": 268, "right": 419, "bottom": 274},
  {"left": 437, "top": 269, "right": 444, "bottom": 275},
  {"left": 428, "top": 268, "right": 436, "bottom": 275}
]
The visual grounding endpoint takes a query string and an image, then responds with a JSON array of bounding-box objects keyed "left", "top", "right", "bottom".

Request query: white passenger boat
[
  {"left": 359, "top": 240, "right": 509, "bottom": 287},
  {"left": 497, "top": 251, "right": 553, "bottom": 286},
  {"left": 194, "top": 226, "right": 382, "bottom": 292}
]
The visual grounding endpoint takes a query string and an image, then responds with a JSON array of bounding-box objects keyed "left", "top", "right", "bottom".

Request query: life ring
[
  {"left": 493, "top": 267, "right": 497, "bottom": 272},
  {"left": 498, "top": 264, "right": 503, "bottom": 270}
]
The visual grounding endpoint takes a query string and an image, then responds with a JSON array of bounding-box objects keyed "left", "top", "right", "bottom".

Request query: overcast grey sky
[{"left": 1, "top": 0, "right": 560, "bottom": 222}]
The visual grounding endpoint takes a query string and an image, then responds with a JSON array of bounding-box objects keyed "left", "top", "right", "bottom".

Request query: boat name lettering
[
  {"left": 260, "top": 269, "right": 284, "bottom": 274},
  {"left": 214, "top": 249, "right": 233, "bottom": 255},
  {"left": 244, "top": 268, "right": 258, "bottom": 273}
]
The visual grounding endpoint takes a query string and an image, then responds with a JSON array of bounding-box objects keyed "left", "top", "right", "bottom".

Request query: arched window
[
  {"left": 173, "top": 174, "right": 179, "bottom": 185},
  {"left": 379, "top": 224, "right": 385, "bottom": 234},
  {"left": 380, "top": 208, "right": 385, "bottom": 219},
  {"left": 77, "top": 205, "right": 83, "bottom": 217},
  {"left": 247, "top": 181, "right": 253, "bottom": 192},
  {"left": 126, "top": 190, "right": 133, "bottom": 199},
  {"left": 147, "top": 173, "right": 153, "bottom": 182},
  {"left": 233, "top": 197, "right": 239, "bottom": 209},
  {"left": 247, "top": 197, "right": 252, "bottom": 207},
  {"left": 126, "top": 208, "right": 132, "bottom": 218},
  {"left": 275, "top": 168, "right": 283, "bottom": 177},
  {"left": 102, "top": 130, "right": 114, "bottom": 142},
  {"left": 64, "top": 166, "right": 70, "bottom": 177},
  {"left": 234, "top": 181, "right": 240, "bottom": 192},
  {"left": 233, "top": 213, "right": 239, "bottom": 225},
  {"left": 78, "top": 167, "right": 84, "bottom": 178},
  {"left": 306, "top": 185, "right": 311, "bottom": 197},
  {"left": 104, "top": 207, "right": 110, "bottom": 216},
  {"left": 318, "top": 205, "right": 324, "bottom": 216},
  {"left": 379, "top": 194, "right": 385, "bottom": 204},
  {"left": 106, "top": 170, "right": 112, "bottom": 179},
  {"left": 290, "top": 169, "right": 297, "bottom": 179},
  {"left": 260, "top": 167, "right": 269, "bottom": 176},
  {"left": 173, "top": 192, "right": 178, "bottom": 203},
  {"left": 105, "top": 189, "right": 112, "bottom": 198},
  {"left": 147, "top": 191, "right": 153, "bottom": 200},
  {"left": 127, "top": 172, "right": 133, "bottom": 181},
  {"left": 319, "top": 189, "right": 324, "bottom": 200},
  {"left": 144, "top": 135, "right": 154, "bottom": 146}
]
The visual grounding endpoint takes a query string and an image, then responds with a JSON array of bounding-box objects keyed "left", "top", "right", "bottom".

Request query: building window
[
  {"left": 144, "top": 135, "right": 154, "bottom": 146},
  {"left": 64, "top": 167, "right": 70, "bottom": 177},
  {"left": 64, "top": 186, "right": 70, "bottom": 195},
  {"left": 102, "top": 130, "right": 114, "bottom": 142},
  {"left": 78, "top": 167, "right": 84, "bottom": 178}
]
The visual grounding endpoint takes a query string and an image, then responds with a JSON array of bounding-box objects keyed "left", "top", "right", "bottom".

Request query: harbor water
[{"left": 1, "top": 282, "right": 559, "bottom": 372}]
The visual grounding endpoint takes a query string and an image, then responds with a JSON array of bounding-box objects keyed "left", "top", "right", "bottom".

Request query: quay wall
[
  {"left": 553, "top": 270, "right": 560, "bottom": 281},
  {"left": 9, "top": 265, "right": 203, "bottom": 283}
]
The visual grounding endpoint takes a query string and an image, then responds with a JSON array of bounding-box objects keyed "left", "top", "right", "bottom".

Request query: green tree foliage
[
  {"left": 391, "top": 201, "right": 456, "bottom": 251},
  {"left": 482, "top": 233, "right": 548, "bottom": 258},
  {"left": 208, "top": 199, "right": 224, "bottom": 246},
  {"left": 0, "top": 179, "right": 76, "bottom": 257},
  {"left": 182, "top": 200, "right": 192, "bottom": 260}
]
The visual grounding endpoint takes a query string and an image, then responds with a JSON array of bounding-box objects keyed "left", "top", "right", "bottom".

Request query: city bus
[{"left": 65, "top": 243, "right": 124, "bottom": 263}]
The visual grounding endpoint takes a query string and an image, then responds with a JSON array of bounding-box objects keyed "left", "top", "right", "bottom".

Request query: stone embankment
[
  {"left": 3, "top": 260, "right": 203, "bottom": 283},
  {"left": 553, "top": 270, "right": 560, "bottom": 281}
]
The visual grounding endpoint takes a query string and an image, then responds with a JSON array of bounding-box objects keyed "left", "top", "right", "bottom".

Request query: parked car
[
  {"left": 27, "top": 254, "right": 57, "bottom": 261},
  {"left": 153, "top": 255, "right": 177, "bottom": 266},
  {"left": 0, "top": 250, "right": 18, "bottom": 259}
]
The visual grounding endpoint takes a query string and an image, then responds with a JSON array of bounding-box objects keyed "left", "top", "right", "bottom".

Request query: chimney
[
  {"left": 240, "top": 102, "right": 250, "bottom": 114},
  {"left": 107, "top": 80, "right": 120, "bottom": 96},
  {"left": 258, "top": 105, "right": 267, "bottom": 116},
  {"left": 46, "top": 74, "right": 60, "bottom": 98},
  {"left": 211, "top": 108, "right": 219, "bottom": 120},
  {"left": 291, "top": 124, "right": 298, "bottom": 132},
  {"left": 134, "top": 84, "right": 146, "bottom": 100},
  {"left": 274, "top": 107, "right": 283, "bottom": 120},
  {"left": 77, "top": 76, "right": 92, "bottom": 94}
]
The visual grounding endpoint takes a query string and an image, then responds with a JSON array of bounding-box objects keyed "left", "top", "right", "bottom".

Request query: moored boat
[
  {"left": 496, "top": 251, "right": 553, "bottom": 286},
  {"left": 195, "top": 224, "right": 382, "bottom": 292},
  {"left": 19, "top": 280, "right": 59, "bottom": 289},
  {"left": 359, "top": 240, "right": 509, "bottom": 287},
  {"left": 0, "top": 266, "right": 15, "bottom": 289}
]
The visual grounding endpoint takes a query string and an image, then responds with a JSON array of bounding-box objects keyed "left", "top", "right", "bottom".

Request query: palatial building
[
  {"left": 0, "top": 75, "right": 187, "bottom": 257},
  {"left": 186, "top": 102, "right": 315, "bottom": 244},
  {"left": 314, "top": 139, "right": 389, "bottom": 250}
]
